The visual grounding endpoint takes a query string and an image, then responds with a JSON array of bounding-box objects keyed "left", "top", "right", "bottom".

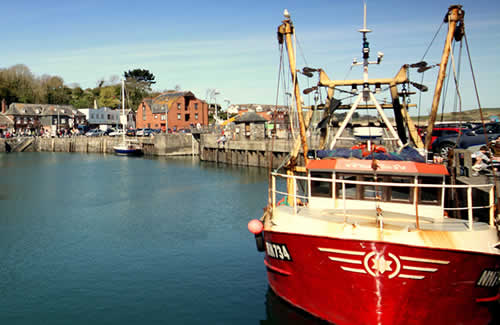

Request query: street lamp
[
  {"left": 213, "top": 90, "right": 220, "bottom": 122},
  {"left": 224, "top": 99, "right": 231, "bottom": 120}
]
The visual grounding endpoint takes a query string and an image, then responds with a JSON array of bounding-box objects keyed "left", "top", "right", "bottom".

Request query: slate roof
[
  {"left": 149, "top": 91, "right": 195, "bottom": 114},
  {"left": 0, "top": 113, "right": 14, "bottom": 126},
  {"left": 6, "top": 103, "right": 84, "bottom": 117},
  {"left": 234, "top": 111, "right": 268, "bottom": 123}
]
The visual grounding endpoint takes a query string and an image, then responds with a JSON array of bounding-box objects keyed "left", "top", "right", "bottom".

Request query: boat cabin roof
[{"left": 307, "top": 158, "right": 449, "bottom": 176}]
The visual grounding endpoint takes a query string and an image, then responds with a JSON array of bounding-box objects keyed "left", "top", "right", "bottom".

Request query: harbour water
[{"left": 0, "top": 152, "right": 323, "bottom": 324}]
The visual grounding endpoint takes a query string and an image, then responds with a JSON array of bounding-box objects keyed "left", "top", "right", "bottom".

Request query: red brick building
[{"left": 136, "top": 91, "right": 208, "bottom": 131}]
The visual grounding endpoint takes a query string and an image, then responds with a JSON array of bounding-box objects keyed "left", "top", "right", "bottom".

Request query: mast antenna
[{"left": 359, "top": 1, "right": 371, "bottom": 34}]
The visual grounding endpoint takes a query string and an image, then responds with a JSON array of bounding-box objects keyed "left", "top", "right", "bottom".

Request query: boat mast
[
  {"left": 278, "top": 10, "right": 309, "bottom": 167},
  {"left": 121, "top": 79, "right": 126, "bottom": 142},
  {"left": 328, "top": 3, "right": 403, "bottom": 149},
  {"left": 424, "top": 5, "right": 464, "bottom": 151}
]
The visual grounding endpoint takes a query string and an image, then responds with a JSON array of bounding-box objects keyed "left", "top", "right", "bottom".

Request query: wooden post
[
  {"left": 489, "top": 186, "right": 494, "bottom": 226},
  {"left": 278, "top": 16, "right": 308, "bottom": 167},
  {"left": 467, "top": 186, "right": 473, "bottom": 230},
  {"left": 425, "top": 5, "right": 464, "bottom": 150}
]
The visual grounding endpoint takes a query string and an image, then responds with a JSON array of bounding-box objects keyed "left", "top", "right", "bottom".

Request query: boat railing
[{"left": 271, "top": 172, "right": 496, "bottom": 230}]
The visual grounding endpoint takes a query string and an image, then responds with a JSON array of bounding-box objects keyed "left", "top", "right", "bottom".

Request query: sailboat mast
[
  {"left": 425, "top": 5, "right": 464, "bottom": 151},
  {"left": 121, "top": 80, "right": 126, "bottom": 141}
]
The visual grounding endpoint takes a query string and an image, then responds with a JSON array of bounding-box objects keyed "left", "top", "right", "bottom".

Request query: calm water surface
[{"left": 0, "top": 152, "right": 323, "bottom": 324}]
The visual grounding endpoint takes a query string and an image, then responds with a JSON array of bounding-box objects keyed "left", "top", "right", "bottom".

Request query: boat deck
[{"left": 273, "top": 205, "right": 491, "bottom": 233}]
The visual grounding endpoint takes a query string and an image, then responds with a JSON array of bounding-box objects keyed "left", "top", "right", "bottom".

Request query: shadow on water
[{"left": 261, "top": 287, "right": 330, "bottom": 325}]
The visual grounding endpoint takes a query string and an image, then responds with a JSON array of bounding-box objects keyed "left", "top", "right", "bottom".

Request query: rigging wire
[
  {"left": 439, "top": 41, "right": 455, "bottom": 122},
  {"left": 452, "top": 40, "right": 463, "bottom": 115},
  {"left": 414, "top": 20, "right": 445, "bottom": 123},
  {"left": 464, "top": 31, "right": 500, "bottom": 211},
  {"left": 420, "top": 21, "right": 445, "bottom": 62}
]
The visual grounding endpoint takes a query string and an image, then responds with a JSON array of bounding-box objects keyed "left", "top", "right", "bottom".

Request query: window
[
  {"left": 310, "top": 172, "right": 332, "bottom": 198},
  {"left": 195, "top": 113, "right": 198, "bottom": 120},
  {"left": 185, "top": 114, "right": 190, "bottom": 122},
  {"left": 419, "top": 177, "right": 442, "bottom": 205},
  {"left": 107, "top": 114, "right": 111, "bottom": 119},
  {"left": 91, "top": 113, "right": 94, "bottom": 119},
  {"left": 143, "top": 112, "right": 146, "bottom": 121},
  {"left": 154, "top": 115, "right": 158, "bottom": 119},
  {"left": 389, "top": 177, "right": 412, "bottom": 202},
  {"left": 336, "top": 174, "right": 358, "bottom": 199},
  {"left": 161, "top": 115, "right": 165, "bottom": 121},
  {"left": 147, "top": 123, "right": 151, "bottom": 128},
  {"left": 177, "top": 103, "right": 181, "bottom": 110},
  {"left": 362, "top": 176, "right": 383, "bottom": 200},
  {"left": 195, "top": 103, "right": 198, "bottom": 110},
  {"left": 155, "top": 124, "right": 158, "bottom": 127},
  {"left": 177, "top": 113, "right": 181, "bottom": 120}
]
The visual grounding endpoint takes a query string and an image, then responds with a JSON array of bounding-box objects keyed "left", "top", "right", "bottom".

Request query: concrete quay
[
  {"left": 199, "top": 134, "right": 321, "bottom": 168},
  {"left": 0, "top": 133, "right": 322, "bottom": 168},
  {"left": 0, "top": 134, "right": 198, "bottom": 156}
]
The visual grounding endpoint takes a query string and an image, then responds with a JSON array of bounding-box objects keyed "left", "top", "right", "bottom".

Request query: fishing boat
[
  {"left": 113, "top": 80, "right": 143, "bottom": 156},
  {"left": 248, "top": 5, "right": 500, "bottom": 325}
]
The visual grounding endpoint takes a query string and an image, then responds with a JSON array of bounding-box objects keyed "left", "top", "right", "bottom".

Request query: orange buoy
[{"left": 248, "top": 219, "right": 263, "bottom": 234}]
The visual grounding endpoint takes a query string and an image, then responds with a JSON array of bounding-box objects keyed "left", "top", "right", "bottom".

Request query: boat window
[
  {"left": 310, "top": 172, "right": 332, "bottom": 198},
  {"left": 336, "top": 174, "right": 357, "bottom": 199},
  {"left": 418, "top": 176, "right": 442, "bottom": 205},
  {"left": 389, "top": 177, "right": 413, "bottom": 202},
  {"left": 362, "top": 176, "right": 383, "bottom": 200}
]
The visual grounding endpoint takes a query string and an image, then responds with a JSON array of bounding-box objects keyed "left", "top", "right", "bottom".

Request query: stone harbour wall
[{"left": 0, "top": 134, "right": 198, "bottom": 156}]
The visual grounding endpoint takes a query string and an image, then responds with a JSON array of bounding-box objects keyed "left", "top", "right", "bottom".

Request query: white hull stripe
[
  {"left": 402, "top": 265, "right": 438, "bottom": 272},
  {"left": 318, "top": 248, "right": 365, "bottom": 256},
  {"left": 329, "top": 257, "right": 362, "bottom": 264},
  {"left": 400, "top": 256, "right": 449, "bottom": 264},
  {"left": 398, "top": 274, "right": 426, "bottom": 280},
  {"left": 341, "top": 266, "right": 367, "bottom": 274}
]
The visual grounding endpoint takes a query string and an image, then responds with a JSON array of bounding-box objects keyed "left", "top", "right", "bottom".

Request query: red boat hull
[{"left": 263, "top": 231, "right": 499, "bottom": 325}]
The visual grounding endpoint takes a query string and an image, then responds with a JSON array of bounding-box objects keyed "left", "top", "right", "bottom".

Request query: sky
[{"left": 2, "top": 0, "right": 500, "bottom": 116}]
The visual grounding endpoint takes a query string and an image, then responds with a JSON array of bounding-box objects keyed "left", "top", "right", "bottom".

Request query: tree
[
  {"left": 123, "top": 69, "right": 156, "bottom": 111},
  {"left": 124, "top": 69, "right": 156, "bottom": 88},
  {"left": 98, "top": 85, "right": 120, "bottom": 108}
]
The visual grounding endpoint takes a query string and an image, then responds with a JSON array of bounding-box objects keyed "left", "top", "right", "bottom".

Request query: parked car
[
  {"left": 136, "top": 128, "right": 154, "bottom": 136},
  {"left": 430, "top": 128, "right": 466, "bottom": 157},
  {"left": 419, "top": 127, "right": 465, "bottom": 157},
  {"left": 103, "top": 128, "right": 116, "bottom": 136},
  {"left": 457, "top": 123, "right": 500, "bottom": 149},
  {"left": 109, "top": 129, "right": 125, "bottom": 137},
  {"left": 85, "top": 129, "right": 104, "bottom": 137},
  {"left": 126, "top": 129, "right": 136, "bottom": 136}
]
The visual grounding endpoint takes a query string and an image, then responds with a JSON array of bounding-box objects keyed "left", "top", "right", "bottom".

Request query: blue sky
[{"left": 2, "top": 0, "right": 499, "bottom": 115}]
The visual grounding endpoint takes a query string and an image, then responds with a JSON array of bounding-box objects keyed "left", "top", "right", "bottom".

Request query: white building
[{"left": 78, "top": 107, "right": 121, "bottom": 130}]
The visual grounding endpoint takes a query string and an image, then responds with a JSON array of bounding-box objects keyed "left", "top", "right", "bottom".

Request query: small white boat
[{"left": 113, "top": 80, "right": 143, "bottom": 156}]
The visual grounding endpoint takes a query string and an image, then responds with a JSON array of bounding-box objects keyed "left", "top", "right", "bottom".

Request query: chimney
[{"left": 1, "top": 99, "right": 5, "bottom": 114}]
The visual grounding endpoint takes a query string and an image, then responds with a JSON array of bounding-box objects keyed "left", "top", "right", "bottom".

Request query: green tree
[
  {"left": 97, "top": 85, "right": 120, "bottom": 108},
  {"left": 124, "top": 69, "right": 156, "bottom": 110}
]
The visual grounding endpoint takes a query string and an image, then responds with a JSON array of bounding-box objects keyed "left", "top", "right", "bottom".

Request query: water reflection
[{"left": 261, "top": 288, "right": 329, "bottom": 325}]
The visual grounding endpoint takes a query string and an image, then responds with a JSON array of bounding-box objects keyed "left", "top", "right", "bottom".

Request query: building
[
  {"left": 228, "top": 103, "right": 289, "bottom": 130},
  {"left": 5, "top": 103, "right": 86, "bottom": 135},
  {"left": 234, "top": 111, "right": 269, "bottom": 140},
  {"left": 78, "top": 107, "right": 121, "bottom": 130},
  {"left": 136, "top": 91, "right": 208, "bottom": 132}
]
